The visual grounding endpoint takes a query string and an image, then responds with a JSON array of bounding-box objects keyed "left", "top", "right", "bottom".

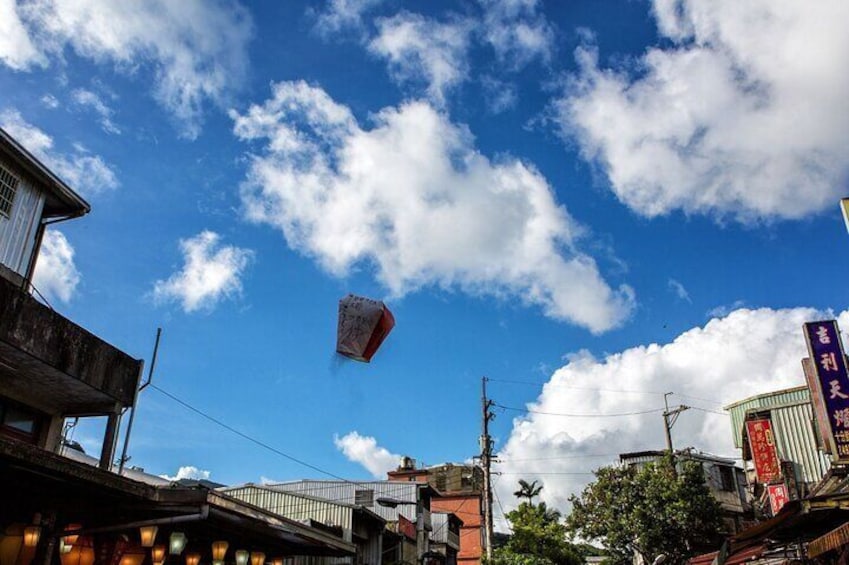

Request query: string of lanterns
[{"left": 42, "top": 524, "right": 287, "bottom": 565}]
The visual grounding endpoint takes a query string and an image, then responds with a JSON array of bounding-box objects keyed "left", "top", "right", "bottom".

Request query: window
[
  {"left": 0, "top": 164, "right": 19, "bottom": 217},
  {"left": 718, "top": 465, "right": 735, "bottom": 492},
  {"left": 0, "top": 397, "right": 42, "bottom": 444},
  {"left": 354, "top": 489, "right": 374, "bottom": 507}
]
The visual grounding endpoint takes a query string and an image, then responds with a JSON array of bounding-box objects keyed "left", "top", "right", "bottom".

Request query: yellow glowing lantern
[
  {"left": 212, "top": 541, "right": 228, "bottom": 561},
  {"left": 272, "top": 558, "right": 284, "bottom": 565},
  {"left": 139, "top": 526, "right": 158, "bottom": 548},
  {"left": 152, "top": 545, "right": 167, "bottom": 565},
  {"left": 23, "top": 526, "right": 41, "bottom": 547},
  {"left": 250, "top": 552, "right": 265, "bottom": 565},
  {"left": 185, "top": 553, "right": 201, "bottom": 565}
]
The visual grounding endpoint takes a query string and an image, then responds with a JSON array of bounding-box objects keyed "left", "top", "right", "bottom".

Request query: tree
[
  {"left": 514, "top": 479, "right": 544, "bottom": 505},
  {"left": 566, "top": 456, "right": 723, "bottom": 565},
  {"left": 486, "top": 481, "right": 583, "bottom": 565}
]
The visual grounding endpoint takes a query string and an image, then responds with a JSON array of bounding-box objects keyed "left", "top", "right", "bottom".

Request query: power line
[
  {"left": 690, "top": 406, "right": 728, "bottom": 416},
  {"left": 495, "top": 402, "right": 664, "bottom": 418},
  {"left": 497, "top": 472, "right": 595, "bottom": 476},
  {"left": 150, "top": 384, "right": 375, "bottom": 489},
  {"left": 487, "top": 378, "right": 725, "bottom": 408},
  {"left": 494, "top": 454, "right": 619, "bottom": 462}
]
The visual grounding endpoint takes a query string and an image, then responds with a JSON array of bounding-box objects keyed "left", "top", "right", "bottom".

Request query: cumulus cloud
[
  {"left": 334, "top": 431, "right": 400, "bottom": 478},
  {"left": 369, "top": 12, "right": 472, "bottom": 105},
  {"left": 72, "top": 88, "right": 119, "bottom": 134},
  {"left": 0, "top": 0, "right": 46, "bottom": 70},
  {"left": 478, "top": 0, "right": 554, "bottom": 67},
  {"left": 153, "top": 230, "right": 253, "bottom": 313},
  {"left": 159, "top": 465, "right": 211, "bottom": 482},
  {"left": 4, "top": 0, "right": 252, "bottom": 138},
  {"left": 312, "top": 0, "right": 383, "bottom": 37},
  {"left": 231, "top": 81, "right": 634, "bottom": 332},
  {"left": 32, "top": 230, "right": 80, "bottom": 303},
  {"left": 0, "top": 109, "right": 118, "bottom": 194},
  {"left": 556, "top": 0, "right": 849, "bottom": 222},
  {"left": 495, "top": 306, "right": 847, "bottom": 524}
]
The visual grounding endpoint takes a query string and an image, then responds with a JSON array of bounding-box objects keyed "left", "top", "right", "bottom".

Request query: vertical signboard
[
  {"left": 745, "top": 419, "right": 781, "bottom": 484},
  {"left": 767, "top": 484, "right": 789, "bottom": 515},
  {"left": 803, "top": 357, "right": 834, "bottom": 453},
  {"left": 804, "top": 320, "right": 849, "bottom": 461}
]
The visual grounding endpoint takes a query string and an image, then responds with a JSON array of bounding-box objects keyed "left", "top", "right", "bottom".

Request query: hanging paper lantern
[{"left": 336, "top": 294, "right": 395, "bottom": 362}]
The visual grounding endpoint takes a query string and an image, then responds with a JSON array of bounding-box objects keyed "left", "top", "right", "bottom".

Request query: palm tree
[{"left": 513, "top": 479, "right": 543, "bottom": 505}]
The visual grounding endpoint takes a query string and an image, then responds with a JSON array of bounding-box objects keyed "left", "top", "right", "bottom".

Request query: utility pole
[
  {"left": 662, "top": 392, "right": 689, "bottom": 454},
  {"left": 481, "top": 377, "right": 495, "bottom": 561}
]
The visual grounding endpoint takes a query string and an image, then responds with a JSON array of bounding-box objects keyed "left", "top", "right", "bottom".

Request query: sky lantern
[{"left": 336, "top": 294, "right": 395, "bottom": 362}]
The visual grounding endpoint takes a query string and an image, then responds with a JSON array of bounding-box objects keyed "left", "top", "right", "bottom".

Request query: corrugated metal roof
[
  {"left": 267, "top": 480, "right": 424, "bottom": 523},
  {"left": 222, "top": 485, "right": 357, "bottom": 540},
  {"left": 725, "top": 386, "right": 811, "bottom": 449},
  {"left": 725, "top": 387, "right": 831, "bottom": 484}
]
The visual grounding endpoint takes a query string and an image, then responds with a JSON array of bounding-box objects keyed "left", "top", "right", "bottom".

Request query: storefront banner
[{"left": 745, "top": 419, "right": 781, "bottom": 484}]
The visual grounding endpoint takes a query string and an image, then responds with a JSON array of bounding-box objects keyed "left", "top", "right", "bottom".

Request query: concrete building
[
  {"left": 0, "top": 126, "right": 357, "bottom": 565},
  {"left": 620, "top": 449, "right": 751, "bottom": 534},
  {"left": 267, "top": 480, "right": 442, "bottom": 565},
  {"left": 387, "top": 459, "right": 482, "bottom": 565},
  {"left": 221, "top": 483, "right": 387, "bottom": 565}
]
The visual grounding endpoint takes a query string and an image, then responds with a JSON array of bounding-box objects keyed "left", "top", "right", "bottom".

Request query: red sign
[
  {"left": 746, "top": 419, "right": 781, "bottom": 484},
  {"left": 398, "top": 514, "right": 416, "bottom": 541},
  {"left": 767, "top": 484, "right": 789, "bottom": 515}
]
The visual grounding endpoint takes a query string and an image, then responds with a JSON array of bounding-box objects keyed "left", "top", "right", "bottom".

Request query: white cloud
[
  {"left": 32, "top": 230, "right": 80, "bottom": 303},
  {"left": 40, "top": 94, "right": 59, "bottom": 109},
  {"left": 481, "top": 75, "right": 518, "bottom": 114},
  {"left": 0, "top": 0, "right": 47, "bottom": 70},
  {"left": 153, "top": 230, "right": 253, "bottom": 313},
  {"left": 231, "top": 81, "right": 634, "bottom": 332},
  {"left": 6, "top": 0, "right": 253, "bottom": 139},
  {"left": 0, "top": 109, "right": 118, "bottom": 194},
  {"left": 369, "top": 12, "right": 472, "bottom": 105},
  {"left": 334, "top": 431, "right": 400, "bottom": 478},
  {"left": 159, "top": 465, "right": 211, "bottom": 482},
  {"left": 556, "top": 0, "right": 849, "bottom": 222},
  {"left": 72, "top": 88, "right": 119, "bottom": 134},
  {"left": 667, "top": 278, "right": 691, "bottom": 303},
  {"left": 312, "top": 0, "right": 383, "bottom": 37},
  {"left": 495, "top": 306, "right": 847, "bottom": 524},
  {"left": 478, "top": 0, "right": 554, "bottom": 67}
]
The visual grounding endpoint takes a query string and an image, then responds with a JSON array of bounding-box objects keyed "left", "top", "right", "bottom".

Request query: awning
[{"left": 808, "top": 521, "right": 849, "bottom": 558}]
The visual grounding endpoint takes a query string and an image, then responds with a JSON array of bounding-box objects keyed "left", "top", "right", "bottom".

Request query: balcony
[{"left": 0, "top": 275, "right": 142, "bottom": 416}]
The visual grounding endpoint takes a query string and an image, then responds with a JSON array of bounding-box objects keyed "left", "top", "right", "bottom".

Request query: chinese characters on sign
[
  {"left": 745, "top": 419, "right": 781, "bottom": 484},
  {"left": 804, "top": 320, "right": 849, "bottom": 462},
  {"left": 767, "top": 484, "right": 789, "bottom": 515}
]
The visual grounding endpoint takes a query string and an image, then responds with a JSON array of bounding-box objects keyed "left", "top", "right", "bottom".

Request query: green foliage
[
  {"left": 487, "top": 481, "right": 582, "bottom": 565},
  {"left": 566, "top": 456, "right": 723, "bottom": 565}
]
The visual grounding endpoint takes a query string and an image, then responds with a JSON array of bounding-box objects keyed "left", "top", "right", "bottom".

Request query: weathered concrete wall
[{"left": 0, "top": 275, "right": 141, "bottom": 407}]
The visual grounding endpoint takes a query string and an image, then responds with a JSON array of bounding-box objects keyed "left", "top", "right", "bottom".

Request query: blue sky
[{"left": 2, "top": 0, "right": 848, "bottom": 526}]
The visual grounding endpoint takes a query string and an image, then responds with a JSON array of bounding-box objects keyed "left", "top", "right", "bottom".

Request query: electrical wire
[
  {"left": 494, "top": 454, "right": 619, "bottom": 462},
  {"left": 150, "top": 383, "right": 395, "bottom": 502},
  {"left": 486, "top": 378, "right": 726, "bottom": 408},
  {"left": 494, "top": 402, "right": 664, "bottom": 418}
]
